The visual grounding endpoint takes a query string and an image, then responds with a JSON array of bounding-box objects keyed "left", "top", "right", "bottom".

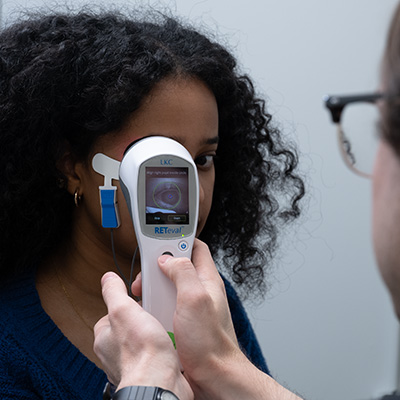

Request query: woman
[
  {"left": 0, "top": 8, "right": 304, "bottom": 399},
  {"left": 94, "top": 3, "right": 400, "bottom": 400}
]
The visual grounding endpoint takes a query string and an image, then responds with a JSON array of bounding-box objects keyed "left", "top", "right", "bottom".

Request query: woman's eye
[{"left": 195, "top": 155, "right": 215, "bottom": 170}]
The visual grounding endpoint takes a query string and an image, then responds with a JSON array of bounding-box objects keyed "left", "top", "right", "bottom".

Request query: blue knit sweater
[{"left": 0, "top": 270, "right": 268, "bottom": 399}]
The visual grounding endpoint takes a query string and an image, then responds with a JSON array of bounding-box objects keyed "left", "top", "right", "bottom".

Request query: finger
[
  {"left": 101, "top": 271, "right": 133, "bottom": 314},
  {"left": 189, "top": 240, "right": 226, "bottom": 296},
  {"left": 158, "top": 240, "right": 224, "bottom": 292},
  {"left": 191, "top": 239, "right": 222, "bottom": 282},
  {"left": 158, "top": 255, "right": 222, "bottom": 313},
  {"left": 131, "top": 272, "right": 142, "bottom": 297},
  {"left": 158, "top": 254, "right": 200, "bottom": 292}
]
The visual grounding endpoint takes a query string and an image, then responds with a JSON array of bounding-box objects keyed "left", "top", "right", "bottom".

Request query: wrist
[
  {"left": 112, "top": 386, "right": 179, "bottom": 400},
  {"left": 116, "top": 354, "right": 181, "bottom": 393},
  {"left": 184, "top": 345, "right": 246, "bottom": 399},
  {"left": 117, "top": 373, "right": 178, "bottom": 396},
  {"left": 187, "top": 348, "right": 301, "bottom": 400},
  {"left": 115, "top": 355, "right": 189, "bottom": 399}
]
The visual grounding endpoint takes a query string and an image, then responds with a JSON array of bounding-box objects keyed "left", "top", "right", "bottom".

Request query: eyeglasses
[{"left": 324, "top": 92, "right": 383, "bottom": 178}]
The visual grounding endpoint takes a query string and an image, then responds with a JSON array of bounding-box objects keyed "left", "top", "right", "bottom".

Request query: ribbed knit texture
[
  {"left": 0, "top": 270, "right": 106, "bottom": 399},
  {"left": 222, "top": 276, "right": 270, "bottom": 375},
  {"left": 0, "top": 270, "right": 268, "bottom": 399}
]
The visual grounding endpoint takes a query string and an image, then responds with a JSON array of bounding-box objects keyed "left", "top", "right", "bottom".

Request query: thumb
[{"left": 101, "top": 272, "right": 129, "bottom": 313}]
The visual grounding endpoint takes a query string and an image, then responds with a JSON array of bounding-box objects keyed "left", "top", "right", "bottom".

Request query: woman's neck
[{"left": 36, "top": 227, "right": 140, "bottom": 368}]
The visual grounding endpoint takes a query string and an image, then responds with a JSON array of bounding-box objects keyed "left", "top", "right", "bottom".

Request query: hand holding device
[{"left": 94, "top": 272, "right": 193, "bottom": 400}]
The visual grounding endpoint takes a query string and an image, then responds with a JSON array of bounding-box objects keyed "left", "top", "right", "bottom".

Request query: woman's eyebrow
[
  {"left": 141, "top": 133, "right": 219, "bottom": 147},
  {"left": 204, "top": 136, "right": 219, "bottom": 145}
]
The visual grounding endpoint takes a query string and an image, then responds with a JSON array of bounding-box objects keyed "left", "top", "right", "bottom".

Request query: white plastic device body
[{"left": 119, "top": 136, "right": 199, "bottom": 336}]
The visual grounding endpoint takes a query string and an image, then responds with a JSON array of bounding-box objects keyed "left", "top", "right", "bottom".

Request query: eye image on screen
[{"left": 145, "top": 167, "right": 189, "bottom": 224}]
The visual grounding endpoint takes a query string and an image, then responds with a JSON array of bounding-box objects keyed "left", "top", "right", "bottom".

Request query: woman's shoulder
[
  {"left": 221, "top": 275, "right": 253, "bottom": 334},
  {"left": 221, "top": 275, "right": 270, "bottom": 375},
  {"left": 0, "top": 270, "right": 107, "bottom": 398},
  {"left": 0, "top": 270, "right": 41, "bottom": 348},
  {"left": 0, "top": 269, "right": 37, "bottom": 317},
  {"left": 0, "top": 274, "right": 40, "bottom": 394},
  {"left": 378, "top": 393, "right": 400, "bottom": 400}
]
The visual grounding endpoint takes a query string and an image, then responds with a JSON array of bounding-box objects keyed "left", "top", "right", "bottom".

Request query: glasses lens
[{"left": 339, "top": 102, "right": 380, "bottom": 177}]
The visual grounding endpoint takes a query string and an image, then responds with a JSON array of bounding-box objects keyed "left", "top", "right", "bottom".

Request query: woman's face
[
  {"left": 72, "top": 77, "right": 219, "bottom": 264},
  {"left": 372, "top": 137, "right": 400, "bottom": 319}
]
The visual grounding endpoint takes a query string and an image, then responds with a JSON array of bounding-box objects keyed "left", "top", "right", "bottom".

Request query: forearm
[{"left": 187, "top": 349, "right": 302, "bottom": 400}]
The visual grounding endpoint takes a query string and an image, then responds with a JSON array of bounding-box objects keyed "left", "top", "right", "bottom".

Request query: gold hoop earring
[{"left": 74, "top": 189, "right": 82, "bottom": 207}]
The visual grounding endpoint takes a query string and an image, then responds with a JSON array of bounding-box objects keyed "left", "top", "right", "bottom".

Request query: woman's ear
[{"left": 56, "top": 150, "right": 83, "bottom": 196}]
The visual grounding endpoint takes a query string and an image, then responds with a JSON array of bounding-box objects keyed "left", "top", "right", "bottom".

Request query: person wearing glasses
[{"left": 93, "top": 3, "right": 400, "bottom": 400}]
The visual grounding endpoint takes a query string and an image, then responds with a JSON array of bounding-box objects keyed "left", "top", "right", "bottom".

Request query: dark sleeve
[
  {"left": 222, "top": 275, "right": 271, "bottom": 376},
  {"left": 378, "top": 394, "right": 400, "bottom": 400}
]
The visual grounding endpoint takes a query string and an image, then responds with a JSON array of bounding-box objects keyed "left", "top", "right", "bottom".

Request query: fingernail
[
  {"left": 158, "top": 254, "right": 173, "bottom": 265},
  {"left": 102, "top": 271, "right": 117, "bottom": 284}
]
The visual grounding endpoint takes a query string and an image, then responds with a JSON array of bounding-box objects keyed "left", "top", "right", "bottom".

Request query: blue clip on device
[{"left": 92, "top": 153, "right": 121, "bottom": 228}]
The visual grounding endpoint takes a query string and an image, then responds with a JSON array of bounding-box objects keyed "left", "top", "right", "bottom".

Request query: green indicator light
[{"left": 167, "top": 331, "right": 176, "bottom": 349}]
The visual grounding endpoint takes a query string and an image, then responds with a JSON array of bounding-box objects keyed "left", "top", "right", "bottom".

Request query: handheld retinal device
[{"left": 119, "top": 136, "right": 199, "bottom": 340}]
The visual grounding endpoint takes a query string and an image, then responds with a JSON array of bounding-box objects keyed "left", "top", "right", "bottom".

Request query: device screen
[{"left": 145, "top": 166, "right": 189, "bottom": 225}]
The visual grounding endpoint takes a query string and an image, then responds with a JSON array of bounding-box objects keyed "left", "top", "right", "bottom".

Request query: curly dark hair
[{"left": 0, "top": 9, "right": 304, "bottom": 298}]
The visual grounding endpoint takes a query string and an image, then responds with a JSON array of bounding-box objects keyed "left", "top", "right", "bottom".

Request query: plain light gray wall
[{"left": 1, "top": 1, "right": 399, "bottom": 399}]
